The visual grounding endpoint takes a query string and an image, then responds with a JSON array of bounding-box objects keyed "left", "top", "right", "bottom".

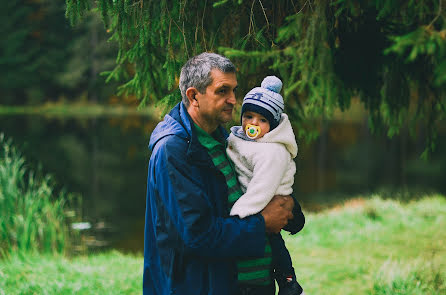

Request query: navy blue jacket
[{"left": 143, "top": 102, "right": 269, "bottom": 295}]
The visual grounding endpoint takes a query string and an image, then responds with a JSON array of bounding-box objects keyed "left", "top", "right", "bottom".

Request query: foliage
[
  {"left": 65, "top": 0, "right": 446, "bottom": 154},
  {"left": 1, "top": 195, "right": 445, "bottom": 294},
  {"left": 0, "top": 135, "right": 75, "bottom": 257},
  {"left": 57, "top": 9, "right": 119, "bottom": 102},
  {"left": 1, "top": 0, "right": 74, "bottom": 105},
  {"left": 0, "top": 0, "right": 118, "bottom": 106},
  {"left": 0, "top": 1, "right": 38, "bottom": 104}
]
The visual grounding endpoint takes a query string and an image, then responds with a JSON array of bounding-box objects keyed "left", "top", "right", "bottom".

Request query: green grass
[
  {"left": 0, "top": 195, "right": 445, "bottom": 294},
  {"left": 286, "top": 195, "right": 446, "bottom": 295},
  {"left": 0, "top": 251, "right": 142, "bottom": 295}
]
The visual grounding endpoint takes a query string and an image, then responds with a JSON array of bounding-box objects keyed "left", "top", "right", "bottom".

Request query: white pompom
[{"left": 261, "top": 76, "right": 282, "bottom": 93}]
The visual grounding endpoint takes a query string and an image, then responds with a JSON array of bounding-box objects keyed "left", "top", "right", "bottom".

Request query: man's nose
[{"left": 227, "top": 92, "right": 236, "bottom": 105}]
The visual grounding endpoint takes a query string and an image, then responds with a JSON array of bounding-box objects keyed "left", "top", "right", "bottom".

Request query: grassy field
[
  {"left": 0, "top": 195, "right": 445, "bottom": 295},
  {"left": 0, "top": 251, "right": 142, "bottom": 295},
  {"left": 286, "top": 195, "right": 446, "bottom": 295}
]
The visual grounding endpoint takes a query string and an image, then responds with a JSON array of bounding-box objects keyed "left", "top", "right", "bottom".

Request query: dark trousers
[
  {"left": 237, "top": 234, "right": 294, "bottom": 295},
  {"left": 236, "top": 283, "right": 275, "bottom": 295},
  {"left": 269, "top": 233, "right": 294, "bottom": 276}
]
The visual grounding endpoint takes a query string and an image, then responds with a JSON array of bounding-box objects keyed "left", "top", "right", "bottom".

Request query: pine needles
[{"left": 65, "top": 0, "right": 446, "bottom": 153}]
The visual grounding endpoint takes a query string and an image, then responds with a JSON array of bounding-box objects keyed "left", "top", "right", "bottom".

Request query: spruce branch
[
  {"left": 258, "top": 0, "right": 269, "bottom": 30},
  {"left": 428, "top": 0, "right": 443, "bottom": 28},
  {"left": 296, "top": 0, "right": 310, "bottom": 15},
  {"left": 201, "top": 0, "right": 208, "bottom": 52}
]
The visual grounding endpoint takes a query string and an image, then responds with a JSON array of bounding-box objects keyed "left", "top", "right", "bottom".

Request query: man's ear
[{"left": 186, "top": 87, "right": 199, "bottom": 107}]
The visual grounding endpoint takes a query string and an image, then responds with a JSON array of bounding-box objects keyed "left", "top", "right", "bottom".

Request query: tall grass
[{"left": 0, "top": 134, "right": 74, "bottom": 257}]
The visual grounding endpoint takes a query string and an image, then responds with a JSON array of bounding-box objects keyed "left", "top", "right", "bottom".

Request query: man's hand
[
  {"left": 281, "top": 195, "right": 295, "bottom": 212},
  {"left": 261, "top": 195, "right": 294, "bottom": 233}
]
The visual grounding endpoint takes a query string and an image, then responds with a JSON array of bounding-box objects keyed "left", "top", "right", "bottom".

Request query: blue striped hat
[{"left": 241, "top": 76, "right": 284, "bottom": 130}]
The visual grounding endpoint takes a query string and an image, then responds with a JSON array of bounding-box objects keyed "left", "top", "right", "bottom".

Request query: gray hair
[{"left": 179, "top": 52, "right": 236, "bottom": 107}]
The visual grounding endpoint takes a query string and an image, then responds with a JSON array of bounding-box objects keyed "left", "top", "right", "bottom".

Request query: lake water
[{"left": 1, "top": 113, "right": 445, "bottom": 253}]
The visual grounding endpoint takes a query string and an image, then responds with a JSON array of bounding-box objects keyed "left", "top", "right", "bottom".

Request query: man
[{"left": 143, "top": 52, "right": 305, "bottom": 295}]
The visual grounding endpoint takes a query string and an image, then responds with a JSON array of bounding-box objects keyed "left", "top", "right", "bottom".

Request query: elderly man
[{"left": 143, "top": 52, "right": 305, "bottom": 295}]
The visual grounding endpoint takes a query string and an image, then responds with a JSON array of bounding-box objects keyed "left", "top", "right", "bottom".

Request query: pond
[
  {"left": 1, "top": 112, "right": 445, "bottom": 253},
  {"left": 1, "top": 113, "right": 154, "bottom": 253}
]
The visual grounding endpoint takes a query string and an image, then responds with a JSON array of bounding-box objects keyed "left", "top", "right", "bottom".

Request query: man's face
[{"left": 195, "top": 69, "right": 238, "bottom": 130}]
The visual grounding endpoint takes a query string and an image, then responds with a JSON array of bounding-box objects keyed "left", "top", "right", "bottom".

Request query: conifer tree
[
  {"left": 1, "top": 0, "right": 74, "bottom": 104},
  {"left": 0, "top": 1, "right": 38, "bottom": 104},
  {"left": 58, "top": 10, "right": 118, "bottom": 103},
  {"left": 66, "top": 0, "right": 446, "bottom": 155}
]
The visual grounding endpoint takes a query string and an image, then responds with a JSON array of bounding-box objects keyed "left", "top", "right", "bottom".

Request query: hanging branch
[{"left": 65, "top": 0, "right": 446, "bottom": 154}]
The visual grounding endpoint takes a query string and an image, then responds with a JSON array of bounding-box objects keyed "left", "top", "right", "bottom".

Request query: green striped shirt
[{"left": 194, "top": 124, "right": 272, "bottom": 285}]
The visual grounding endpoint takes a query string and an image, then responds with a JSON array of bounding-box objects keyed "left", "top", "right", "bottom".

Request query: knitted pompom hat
[{"left": 241, "top": 76, "right": 284, "bottom": 130}]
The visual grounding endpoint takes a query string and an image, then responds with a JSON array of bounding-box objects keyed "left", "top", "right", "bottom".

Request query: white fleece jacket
[{"left": 226, "top": 113, "right": 298, "bottom": 218}]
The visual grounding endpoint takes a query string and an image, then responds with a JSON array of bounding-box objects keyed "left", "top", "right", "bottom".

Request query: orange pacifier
[{"left": 245, "top": 124, "right": 261, "bottom": 139}]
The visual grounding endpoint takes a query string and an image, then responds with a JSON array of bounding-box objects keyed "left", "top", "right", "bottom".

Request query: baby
[{"left": 227, "top": 76, "right": 304, "bottom": 295}]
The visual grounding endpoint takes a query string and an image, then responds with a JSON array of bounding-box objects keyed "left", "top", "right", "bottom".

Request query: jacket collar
[{"left": 149, "top": 102, "right": 228, "bottom": 166}]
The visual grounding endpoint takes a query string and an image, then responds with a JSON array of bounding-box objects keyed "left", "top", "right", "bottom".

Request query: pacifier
[{"left": 245, "top": 124, "right": 261, "bottom": 139}]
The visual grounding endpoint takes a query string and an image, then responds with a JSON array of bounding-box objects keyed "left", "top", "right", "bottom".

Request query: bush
[{"left": 0, "top": 134, "right": 75, "bottom": 257}]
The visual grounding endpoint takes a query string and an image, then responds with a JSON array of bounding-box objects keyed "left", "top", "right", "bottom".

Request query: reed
[{"left": 0, "top": 134, "right": 73, "bottom": 257}]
